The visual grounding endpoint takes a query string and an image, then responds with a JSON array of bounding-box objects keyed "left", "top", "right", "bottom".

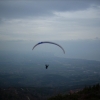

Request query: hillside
[
  {"left": 48, "top": 83, "right": 100, "bottom": 100},
  {"left": 0, "top": 83, "right": 100, "bottom": 100}
]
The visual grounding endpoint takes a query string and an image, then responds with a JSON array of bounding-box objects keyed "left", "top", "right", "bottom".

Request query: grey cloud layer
[
  {"left": 0, "top": 0, "right": 100, "bottom": 19},
  {"left": 0, "top": 0, "right": 100, "bottom": 41}
]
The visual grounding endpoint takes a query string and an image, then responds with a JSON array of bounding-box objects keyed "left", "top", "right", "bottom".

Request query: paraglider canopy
[{"left": 32, "top": 41, "right": 65, "bottom": 54}]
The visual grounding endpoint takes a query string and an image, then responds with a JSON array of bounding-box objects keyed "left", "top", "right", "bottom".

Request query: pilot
[{"left": 45, "top": 64, "right": 49, "bottom": 69}]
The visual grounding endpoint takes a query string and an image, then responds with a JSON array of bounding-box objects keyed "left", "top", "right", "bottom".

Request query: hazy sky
[
  {"left": 0, "top": 0, "right": 100, "bottom": 41},
  {"left": 0, "top": 0, "right": 100, "bottom": 61}
]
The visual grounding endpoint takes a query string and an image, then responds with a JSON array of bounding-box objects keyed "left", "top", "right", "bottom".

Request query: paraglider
[
  {"left": 32, "top": 41, "right": 65, "bottom": 69},
  {"left": 32, "top": 41, "right": 65, "bottom": 54}
]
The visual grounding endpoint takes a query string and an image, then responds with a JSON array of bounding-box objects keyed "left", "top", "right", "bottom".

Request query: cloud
[
  {"left": 0, "top": 0, "right": 100, "bottom": 19},
  {"left": 54, "top": 5, "right": 100, "bottom": 19},
  {"left": 0, "top": 1, "right": 100, "bottom": 41}
]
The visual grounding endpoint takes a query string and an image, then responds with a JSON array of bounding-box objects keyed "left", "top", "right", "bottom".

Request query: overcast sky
[
  {"left": 0, "top": 0, "right": 100, "bottom": 41},
  {"left": 0, "top": 0, "right": 100, "bottom": 61}
]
